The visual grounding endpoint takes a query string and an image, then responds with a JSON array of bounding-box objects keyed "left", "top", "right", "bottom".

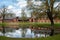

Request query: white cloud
[
  {"left": 5, "top": 0, "right": 31, "bottom": 17},
  {"left": 54, "top": 2, "right": 60, "bottom": 7},
  {"left": 8, "top": 0, "right": 27, "bottom": 16},
  {"left": 33, "top": 1, "right": 42, "bottom": 5},
  {"left": 7, "top": 5, "right": 14, "bottom": 9},
  {"left": 7, "top": 0, "right": 26, "bottom": 16},
  {"left": 12, "top": 9, "right": 21, "bottom": 16},
  {"left": 16, "top": 0, "right": 27, "bottom": 9},
  {"left": 7, "top": 5, "right": 22, "bottom": 16},
  {"left": 17, "top": 0, "right": 25, "bottom": 2},
  {"left": 7, "top": 0, "right": 27, "bottom": 17}
]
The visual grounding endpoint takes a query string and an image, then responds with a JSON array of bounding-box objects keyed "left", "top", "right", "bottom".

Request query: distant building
[
  {"left": 0, "top": 17, "right": 18, "bottom": 22},
  {"left": 0, "top": 13, "right": 18, "bottom": 22}
]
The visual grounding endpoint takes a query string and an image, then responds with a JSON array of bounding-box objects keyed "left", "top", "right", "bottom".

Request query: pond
[{"left": 0, "top": 27, "right": 50, "bottom": 38}]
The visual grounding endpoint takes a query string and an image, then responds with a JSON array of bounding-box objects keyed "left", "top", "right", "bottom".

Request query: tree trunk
[
  {"left": 2, "top": 8, "right": 6, "bottom": 36},
  {"left": 46, "top": 9, "right": 54, "bottom": 36},
  {"left": 2, "top": 15, "right": 5, "bottom": 36},
  {"left": 46, "top": 0, "right": 54, "bottom": 36},
  {"left": 50, "top": 0, "right": 54, "bottom": 36}
]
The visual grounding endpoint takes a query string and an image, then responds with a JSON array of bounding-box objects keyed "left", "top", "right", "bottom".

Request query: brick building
[
  {"left": 0, "top": 16, "right": 18, "bottom": 22},
  {"left": 29, "top": 17, "right": 60, "bottom": 23}
]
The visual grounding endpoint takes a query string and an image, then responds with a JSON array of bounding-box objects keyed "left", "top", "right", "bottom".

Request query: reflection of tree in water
[
  {"left": 25, "top": 28, "right": 32, "bottom": 38},
  {"left": 22, "top": 28, "right": 27, "bottom": 37}
]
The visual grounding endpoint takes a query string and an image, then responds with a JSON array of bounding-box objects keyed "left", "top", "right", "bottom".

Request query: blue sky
[
  {"left": 0, "top": 0, "right": 60, "bottom": 17},
  {"left": 0, "top": 0, "right": 18, "bottom": 8},
  {"left": 0, "top": 0, "right": 27, "bottom": 17},
  {"left": 0, "top": 0, "right": 27, "bottom": 9}
]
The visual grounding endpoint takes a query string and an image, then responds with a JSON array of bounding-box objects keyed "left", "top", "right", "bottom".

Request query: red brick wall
[
  {"left": 0, "top": 18, "right": 18, "bottom": 22},
  {"left": 29, "top": 18, "right": 60, "bottom": 23}
]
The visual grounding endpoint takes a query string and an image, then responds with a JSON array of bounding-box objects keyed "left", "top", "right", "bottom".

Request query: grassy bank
[
  {"left": 0, "top": 22, "right": 60, "bottom": 28},
  {"left": 19, "top": 22, "right": 60, "bottom": 28},
  {"left": 0, "top": 34, "right": 60, "bottom": 40}
]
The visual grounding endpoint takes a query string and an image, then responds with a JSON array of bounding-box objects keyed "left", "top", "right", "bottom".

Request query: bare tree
[
  {"left": 26, "top": 0, "right": 55, "bottom": 36},
  {"left": 0, "top": 5, "right": 7, "bottom": 35},
  {"left": 46, "top": 0, "right": 56, "bottom": 36},
  {"left": 0, "top": 5, "right": 16, "bottom": 35},
  {"left": 21, "top": 9, "right": 27, "bottom": 22}
]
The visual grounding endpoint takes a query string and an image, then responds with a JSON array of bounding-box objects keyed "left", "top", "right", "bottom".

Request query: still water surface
[{"left": 0, "top": 28, "right": 49, "bottom": 38}]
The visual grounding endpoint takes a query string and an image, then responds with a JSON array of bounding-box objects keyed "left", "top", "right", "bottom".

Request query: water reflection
[
  {"left": 0, "top": 28, "right": 49, "bottom": 38},
  {"left": 5, "top": 28, "right": 22, "bottom": 38},
  {"left": 0, "top": 32, "right": 3, "bottom": 36},
  {"left": 25, "top": 28, "right": 35, "bottom": 38}
]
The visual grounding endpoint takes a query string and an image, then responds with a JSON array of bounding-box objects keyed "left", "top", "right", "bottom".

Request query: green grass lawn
[
  {"left": 0, "top": 22, "right": 60, "bottom": 28},
  {"left": 0, "top": 34, "right": 60, "bottom": 40}
]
